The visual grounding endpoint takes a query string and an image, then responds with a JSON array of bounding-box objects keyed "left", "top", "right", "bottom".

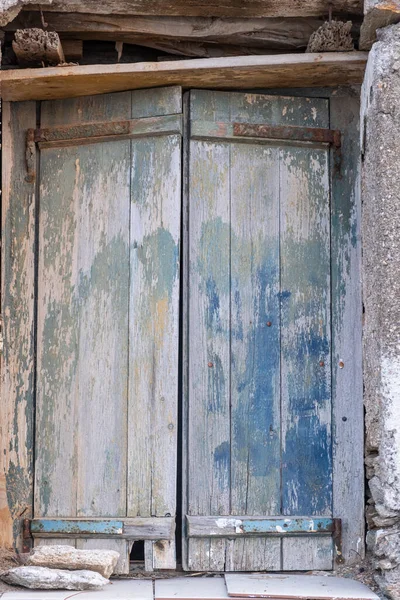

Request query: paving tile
[
  {"left": 1, "top": 579, "right": 153, "bottom": 600},
  {"left": 155, "top": 577, "right": 244, "bottom": 600},
  {"left": 224, "top": 574, "right": 380, "bottom": 600}
]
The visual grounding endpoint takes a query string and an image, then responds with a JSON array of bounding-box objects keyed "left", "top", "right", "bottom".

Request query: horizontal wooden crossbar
[
  {"left": 30, "top": 517, "right": 175, "bottom": 540},
  {"left": 191, "top": 120, "right": 341, "bottom": 147},
  {"left": 30, "top": 114, "right": 183, "bottom": 149},
  {"left": 186, "top": 516, "right": 337, "bottom": 537}
]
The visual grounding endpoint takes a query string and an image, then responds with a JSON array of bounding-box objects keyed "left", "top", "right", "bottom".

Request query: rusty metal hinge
[
  {"left": 25, "top": 129, "right": 36, "bottom": 184},
  {"left": 333, "top": 518, "right": 344, "bottom": 564},
  {"left": 22, "top": 518, "right": 33, "bottom": 553}
]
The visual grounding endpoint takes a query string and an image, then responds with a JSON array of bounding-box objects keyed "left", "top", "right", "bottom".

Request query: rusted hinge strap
[
  {"left": 233, "top": 122, "right": 341, "bottom": 147},
  {"left": 191, "top": 120, "right": 341, "bottom": 149},
  {"left": 28, "top": 114, "right": 182, "bottom": 150},
  {"left": 25, "top": 128, "right": 36, "bottom": 184}
]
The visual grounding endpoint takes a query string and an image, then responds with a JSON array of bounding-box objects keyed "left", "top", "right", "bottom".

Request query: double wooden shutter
[{"left": 1, "top": 87, "right": 363, "bottom": 573}]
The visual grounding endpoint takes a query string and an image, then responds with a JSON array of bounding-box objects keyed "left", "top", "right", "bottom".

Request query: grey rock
[
  {"left": 27, "top": 545, "right": 119, "bottom": 578},
  {"left": 0, "top": 566, "right": 110, "bottom": 590}
]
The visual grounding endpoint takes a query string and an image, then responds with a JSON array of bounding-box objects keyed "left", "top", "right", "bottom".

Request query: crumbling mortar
[{"left": 362, "top": 21, "right": 400, "bottom": 598}]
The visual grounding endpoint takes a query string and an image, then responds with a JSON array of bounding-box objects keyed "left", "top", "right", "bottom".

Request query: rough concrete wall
[{"left": 362, "top": 22, "right": 400, "bottom": 600}]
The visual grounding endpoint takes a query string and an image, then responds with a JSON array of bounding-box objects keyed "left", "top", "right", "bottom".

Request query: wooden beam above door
[
  {"left": 0, "top": 52, "right": 368, "bottom": 102},
  {"left": 21, "top": 0, "right": 363, "bottom": 18}
]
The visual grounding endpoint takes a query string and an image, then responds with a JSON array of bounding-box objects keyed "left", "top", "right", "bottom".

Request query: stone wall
[{"left": 362, "top": 22, "right": 400, "bottom": 599}]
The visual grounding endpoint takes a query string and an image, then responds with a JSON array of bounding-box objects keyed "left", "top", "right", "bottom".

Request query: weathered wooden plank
[
  {"left": 181, "top": 91, "right": 191, "bottom": 573},
  {"left": 277, "top": 96, "right": 332, "bottom": 570},
  {"left": 20, "top": 0, "right": 363, "bottom": 17},
  {"left": 187, "top": 119, "right": 231, "bottom": 571},
  {"left": 282, "top": 536, "right": 333, "bottom": 570},
  {"left": 127, "top": 87, "right": 181, "bottom": 543},
  {"left": 187, "top": 539, "right": 227, "bottom": 571},
  {"left": 6, "top": 13, "right": 327, "bottom": 52},
  {"left": 330, "top": 94, "right": 364, "bottom": 563},
  {"left": 186, "top": 516, "right": 335, "bottom": 537},
  {"left": 151, "top": 540, "right": 177, "bottom": 570},
  {"left": 230, "top": 142, "right": 281, "bottom": 523},
  {"left": 225, "top": 538, "right": 281, "bottom": 571},
  {"left": 31, "top": 517, "right": 175, "bottom": 539},
  {"left": 0, "top": 53, "right": 369, "bottom": 102},
  {"left": 31, "top": 520, "right": 124, "bottom": 536},
  {"left": 280, "top": 142, "right": 331, "bottom": 517},
  {"left": 35, "top": 93, "right": 131, "bottom": 526},
  {"left": 0, "top": 101, "right": 36, "bottom": 550},
  {"left": 124, "top": 518, "right": 175, "bottom": 540}
]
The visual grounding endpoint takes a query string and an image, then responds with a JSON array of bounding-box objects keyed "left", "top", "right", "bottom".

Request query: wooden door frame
[
  {"left": 181, "top": 86, "right": 364, "bottom": 570},
  {"left": 0, "top": 86, "right": 363, "bottom": 569}
]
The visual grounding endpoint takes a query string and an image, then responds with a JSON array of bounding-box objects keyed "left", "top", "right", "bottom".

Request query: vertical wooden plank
[
  {"left": 230, "top": 143, "right": 281, "bottom": 517},
  {"left": 282, "top": 536, "right": 333, "bottom": 570},
  {"left": 0, "top": 101, "right": 36, "bottom": 549},
  {"left": 280, "top": 145, "right": 332, "bottom": 516},
  {"left": 331, "top": 93, "right": 364, "bottom": 563},
  {"left": 148, "top": 540, "right": 176, "bottom": 571},
  {"left": 127, "top": 85, "right": 181, "bottom": 564},
  {"left": 131, "top": 86, "right": 182, "bottom": 119},
  {"left": 229, "top": 143, "right": 281, "bottom": 571},
  {"left": 280, "top": 144, "right": 332, "bottom": 570},
  {"left": 35, "top": 93, "right": 131, "bottom": 552},
  {"left": 181, "top": 91, "right": 191, "bottom": 572},
  {"left": 187, "top": 137, "right": 231, "bottom": 570},
  {"left": 187, "top": 539, "right": 226, "bottom": 572},
  {"left": 225, "top": 538, "right": 281, "bottom": 571}
]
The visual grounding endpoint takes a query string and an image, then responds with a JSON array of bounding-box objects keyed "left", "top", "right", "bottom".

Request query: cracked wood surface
[
  {"left": 0, "top": 53, "right": 368, "bottom": 102},
  {"left": 185, "top": 89, "right": 333, "bottom": 571}
]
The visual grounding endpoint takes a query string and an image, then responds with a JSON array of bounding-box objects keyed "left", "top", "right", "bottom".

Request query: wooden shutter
[
  {"left": 183, "top": 89, "right": 335, "bottom": 571},
  {"left": 32, "top": 87, "right": 182, "bottom": 572}
]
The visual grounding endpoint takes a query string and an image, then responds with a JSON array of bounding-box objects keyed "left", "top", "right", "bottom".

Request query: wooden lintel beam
[
  {"left": 20, "top": 0, "right": 362, "bottom": 18},
  {"left": 0, "top": 52, "right": 368, "bottom": 102},
  {"left": 5, "top": 14, "right": 334, "bottom": 53}
]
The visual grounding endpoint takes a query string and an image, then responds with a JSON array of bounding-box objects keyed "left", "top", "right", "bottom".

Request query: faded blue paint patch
[
  {"left": 31, "top": 519, "right": 123, "bottom": 535},
  {"left": 241, "top": 517, "right": 334, "bottom": 534},
  {"left": 232, "top": 258, "right": 280, "bottom": 481},
  {"left": 283, "top": 416, "right": 332, "bottom": 515},
  {"left": 198, "top": 217, "right": 230, "bottom": 297},
  {"left": 214, "top": 441, "right": 230, "bottom": 471},
  {"left": 205, "top": 277, "right": 222, "bottom": 333},
  {"left": 136, "top": 226, "right": 179, "bottom": 303}
]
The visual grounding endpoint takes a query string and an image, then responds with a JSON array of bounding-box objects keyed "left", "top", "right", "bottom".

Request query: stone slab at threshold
[
  {"left": 0, "top": 579, "right": 152, "bottom": 600},
  {"left": 155, "top": 577, "right": 244, "bottom": 600},
  {"left": 224, "top": 575, "right": 380, "bottom": 600}
]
